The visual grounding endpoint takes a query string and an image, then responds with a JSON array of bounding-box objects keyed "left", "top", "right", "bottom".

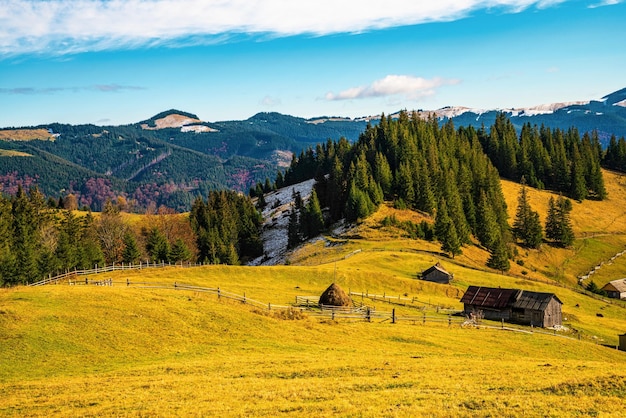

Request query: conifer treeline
[
  {"left": 0, "top": 187, "right": 263, "bottom": 286},
  {"left": 480, "top": 113, "right": 606, "bottom": 201},
  {"left": 189, "top": 190, "right": 263, "bottom": 265},
  {"left": 603, "top": 134, "right": 626, "bottom": 173},
  {"left": 281, "top": 111, "right": 511, "bottom": 258},
  {"left": 279, "top": 111, "right": 606, "bottom": 262}
]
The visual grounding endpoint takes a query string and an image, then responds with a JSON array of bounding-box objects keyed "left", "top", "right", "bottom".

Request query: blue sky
[{"left": 1, "top": 0, "right": 625, "bottom": 127}]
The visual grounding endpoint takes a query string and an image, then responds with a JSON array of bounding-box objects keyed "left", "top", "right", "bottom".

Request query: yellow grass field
[
  {"left": 2, "top": 169, "right": 626, "bottom": 416},
  {"left": 1, "top": 261, "right": 625, "bottom": 417},
  {"left": 0, "top": 129, "right": 54, "bottom": 141}
]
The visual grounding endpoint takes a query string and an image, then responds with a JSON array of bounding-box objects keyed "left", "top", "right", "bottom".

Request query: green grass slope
[
  {"left": 3, "top": 169, "right": 626, "bottom": 416},
  {"left": 1, "top": 263, "right": 625, "bottom": 417}
]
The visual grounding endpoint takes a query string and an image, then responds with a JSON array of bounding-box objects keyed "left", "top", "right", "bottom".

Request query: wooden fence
[
  {"left": 28, "top": 261, "right": 206, "bottom": 287},
  {"left": 32, "top": 275, "right": 585, "bottom": 341}
]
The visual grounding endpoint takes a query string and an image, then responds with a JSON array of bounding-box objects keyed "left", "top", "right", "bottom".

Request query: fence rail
[
  {"left": 29, "top": 261, "right": 205, "bottom": 287},
  {"left": 32, "top": 276, "right": 582, "bottom": 341},
  {"left": 349, "top": 291, "right": 462, "bottom": 314}
]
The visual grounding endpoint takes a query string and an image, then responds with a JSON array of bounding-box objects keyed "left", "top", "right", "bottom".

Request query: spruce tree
[
  {"left": 122, "top": 232, "right": 142, "bottom": 264},
  {"left": 476, "top": 190, "right": 500, "bottom": 250},
  {"left": 287, "top": 205, "right": 301, "bottom": 249},
  {"left": 170, "top": 239, "right": 192, "bottom": 263},
  {"left": 145, "top": 226, "right": 170, "bottom": 263},
  {"left": 545, "top": 196, "right": 574, "bottom": 247},
  {"left": 304, "top": 189, "right": 324, "bottom": 238},
  {"left": 512, "top": 180, "right": 543, "bottom": 248},
  {"left": 487, "top": 237, "right": 510, "bottom": 272},
  {"left": 436, "top": 199, "right": 462, "bottom": 258}
]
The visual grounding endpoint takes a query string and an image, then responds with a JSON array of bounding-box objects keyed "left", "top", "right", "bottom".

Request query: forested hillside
[
  {"left": 280, "top": 111, "right": 606, "bottom": 270},
  {"left": 0, "top": 111, "right": 366, "bottom": 211},
  {"left": 0, "top": 187, "right": 262, "bottom": 286}
]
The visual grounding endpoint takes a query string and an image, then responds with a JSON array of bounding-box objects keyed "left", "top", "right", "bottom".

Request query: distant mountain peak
[
  {"left": 601, "top": 87, "right": 626, "bottom": 107},
  {"left": 140, "top": 109, "right": 203, "bottom": 130}
]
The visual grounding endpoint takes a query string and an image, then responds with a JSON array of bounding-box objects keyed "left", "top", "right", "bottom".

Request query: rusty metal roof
[
  {"left": 512, "top": 291, "right": 562, "bottom": 310},
  {"left": 460, "top": 286, "right": 561, "bottom": 311},
  {"left": 459, "top": 286, "right": 520, "bottom": 309}
]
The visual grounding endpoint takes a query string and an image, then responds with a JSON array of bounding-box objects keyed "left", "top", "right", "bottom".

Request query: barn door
[{"left": 532, "top": 311, "right": 541, "bottom": 326}]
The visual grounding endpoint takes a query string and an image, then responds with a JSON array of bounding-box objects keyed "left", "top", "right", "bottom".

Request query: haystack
[{"left": 319, "top": 283, "right": 352, "bottom": 307}]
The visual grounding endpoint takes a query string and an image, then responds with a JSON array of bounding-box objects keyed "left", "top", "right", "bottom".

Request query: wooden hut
[
  {"left": 601, "top": 279, "right": 626, "bottom": 300},
  {"left": 419, "top": 263, "right": 453, "bottom": 284},
  {"left": 460, "top": 286, "right": 519, "bottom": 321},
  {"left": 460, "top": 286, "right": 563, "bottom": 328},
  {"left": 510, "top": 291, "right": 563, "bottom": 328}
]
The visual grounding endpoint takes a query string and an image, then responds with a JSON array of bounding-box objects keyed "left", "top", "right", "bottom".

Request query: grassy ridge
[
  {"left": 2, "top": 169, "right": 626, "bottom": 416},
  {"left": 2, "top": 263, "right": 625, "bottom": 417}
]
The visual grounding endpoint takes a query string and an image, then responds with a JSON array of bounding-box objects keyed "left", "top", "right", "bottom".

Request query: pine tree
[
  {"left": 287, "top": 205, "right": 301, "bottom": 249},
  {"left": 436, "top": 199, "right": 462, "bottom": 258},
  {"left": 11, "top": 186, "right": 40, "bottom": 284},
  {"left": 476, "top": 190, "right": 500, "bottom": 250},
  {"left": 170, "top": 239, "right": 192, "bottom": 263},
  {"left": 487, "top": 237, "right": 510, "bottom": 272},
  {"left": 545, "top": 196, "right": 574, "bottom": 247},
  {"left": 303, "top": 189, "right": 324, "bottom": 238},
  {"left": 145, "top": 226, "right": 170, "bottom": 263},
  {"left": 512, "top": 180, "right": 543, "bottom": 248},
  {"left": 122, "top": 232, "right": 142, "bottom": 264}
]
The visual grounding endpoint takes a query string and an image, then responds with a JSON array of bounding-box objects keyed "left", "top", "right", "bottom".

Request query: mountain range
[{"left": 1, "top": 87, "right": 625, "bottom": 211}]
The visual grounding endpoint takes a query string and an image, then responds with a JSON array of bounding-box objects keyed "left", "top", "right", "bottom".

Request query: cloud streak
[
  {"left": 0, "top": 84, "right": 145, "bottom": 94},
  {"left": 0, "top": 0, "right": 574, "bottom": 56},
  {"left": 325, "top": 75, "right": 460, "bottom": 101}
]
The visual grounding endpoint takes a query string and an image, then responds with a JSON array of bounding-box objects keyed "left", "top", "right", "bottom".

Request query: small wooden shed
[
  {"left": 601, "top": 279, "right": 626, "bottom": 300},
  {"left": 460, "top": 286, "right": 519, "bottom": 321},
  {"left": 460, "top": 286, "right": 563, "bottom": 328},
  {"left": 511, "top": 291, "right": 563, "bottom": 328},
  {"left": 419, "top": 263, "right": 453, "bottom": 284}
]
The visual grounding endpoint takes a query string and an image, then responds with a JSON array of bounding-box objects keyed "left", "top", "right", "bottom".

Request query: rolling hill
[{"left": 1, "top": 88, "right": 625, "bottom": 211}]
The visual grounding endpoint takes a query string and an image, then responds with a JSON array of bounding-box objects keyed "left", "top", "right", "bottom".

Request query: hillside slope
[{"left": 1, "top": 265, "right": 625, "bottom": 417}]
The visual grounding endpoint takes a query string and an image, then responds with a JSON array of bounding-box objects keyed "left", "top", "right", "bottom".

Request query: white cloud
[
  {"left": 260, "top": 95, "right": 281, "bottom": 107},
  {"left": 325, "top": 75, "right": 460, "bottom": 101},
  {"left": 588, "top": 0, "right": 621, "bottom": 8},
  {"left": 0, "top": 0, "right": 570, "bottom": 56},
  {"left": 0, "top": 84, "right": 145, "bottom": 94}
]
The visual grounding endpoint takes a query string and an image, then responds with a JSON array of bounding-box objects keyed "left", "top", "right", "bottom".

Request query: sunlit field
[{"left": 2, "top": 169, "right": 626, "bottom": 417}]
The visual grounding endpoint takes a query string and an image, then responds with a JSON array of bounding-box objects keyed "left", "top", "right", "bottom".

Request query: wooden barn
[
  {"left": 601, "top": 279, "right": 626, "bottom": 300},
  {"left": 460, "top": 286, "right": 563, "bottom": 328},
  {"left": 419, "top": 263, "right": 453, "bottom": 284}
]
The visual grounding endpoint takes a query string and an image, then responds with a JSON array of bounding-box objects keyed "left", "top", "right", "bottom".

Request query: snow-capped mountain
[{"left": 356, "top": 87, "right": 626, "bottom": 145}]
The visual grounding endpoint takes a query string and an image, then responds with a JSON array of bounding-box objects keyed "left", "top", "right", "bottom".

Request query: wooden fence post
[
  {"left": 392, "top": 309, "right": 396, "bottom": 324},
  {"left": 243, "top": 292, "right": 246, "bottom": 304},
  {"left": 448, "top": 315, "right": 451, "bottom": 328},
  {"left": 422, "top": 312, "right": 426, "bottom": 325},
  {"left": 501, "top": 318, "right": 504, "bottom": 329},
  {"left": 218, "top": 287, "right": 221, "bottom": 299}
]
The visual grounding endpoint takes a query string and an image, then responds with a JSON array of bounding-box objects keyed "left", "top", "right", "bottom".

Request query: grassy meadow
[{"left": 2, "top": 169, "right": 626, "bottom": 416}]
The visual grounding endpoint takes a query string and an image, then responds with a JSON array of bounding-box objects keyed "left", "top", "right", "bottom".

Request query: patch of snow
[
  {"left": 515, "top": 101, "right": 589, "bottom": 117},
  {"left": 180, "top": 125, "right": 218, "bottom": 133},
  {"left": 306, "top": 117, "right": 352, "bottom": 124},
  {"left": 248, "top": 179, "right": 316, "bottom": 266},
  {"left": 614, "top": 99, "right": 626, "bottom": 108}
]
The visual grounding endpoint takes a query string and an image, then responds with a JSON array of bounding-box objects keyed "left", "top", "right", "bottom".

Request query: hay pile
[{"left": 319, "top": 283, "right": 352, "bottom": 307}]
